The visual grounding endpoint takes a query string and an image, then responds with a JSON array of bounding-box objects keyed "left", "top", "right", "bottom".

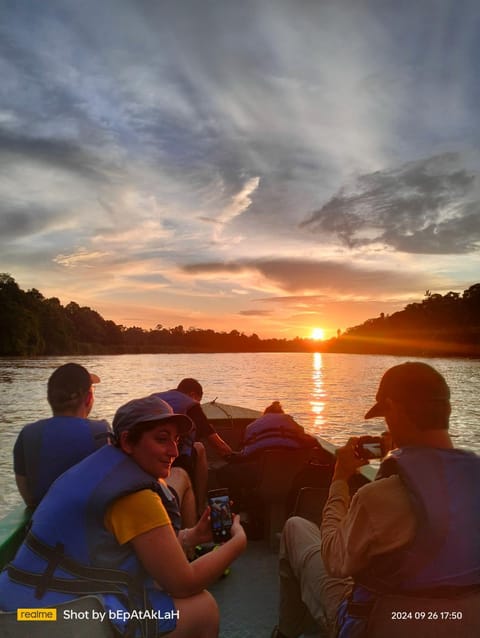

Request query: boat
[{"left": 0, "top": 402, "right": 398, "bottom": 638}]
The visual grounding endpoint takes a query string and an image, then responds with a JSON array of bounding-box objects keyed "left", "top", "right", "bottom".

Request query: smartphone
[
  {"left": 356, "top": 435, "right": 383, "bottom": 460},
  {"left": 208, "top": 488, "right": 233, "bottom": 543}
]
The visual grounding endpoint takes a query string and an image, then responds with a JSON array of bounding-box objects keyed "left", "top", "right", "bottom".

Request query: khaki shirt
[{"left": 320, "top": 475, "right": 417, "bottom": 578}]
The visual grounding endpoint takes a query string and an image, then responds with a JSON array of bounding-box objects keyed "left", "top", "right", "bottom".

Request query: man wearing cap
[
  {"left": 155, "top": 378, "right": 233, "bottom": 514},
  {"left": 273, "top": 362, "right": 480, "bottom": 638},
  {"left": 13, "top": 362, "right": 111, "bottom": 507}
]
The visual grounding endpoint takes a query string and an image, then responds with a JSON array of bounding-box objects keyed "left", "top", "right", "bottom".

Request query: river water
[{"left": 1, "top": 352, "right": 479, "bottom": 516}]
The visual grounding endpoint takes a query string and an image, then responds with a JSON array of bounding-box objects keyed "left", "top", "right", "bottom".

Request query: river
[{"left": 1, "top": 352, "right": 479, "bottom": 516}]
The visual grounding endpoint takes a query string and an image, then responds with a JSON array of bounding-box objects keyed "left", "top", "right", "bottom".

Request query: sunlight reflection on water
[
  {"left": 1, "top": 352, "right": 479, "bottom": 515},
  {"left": 311, "top": 352, "right": 326, "bottom": 430}
]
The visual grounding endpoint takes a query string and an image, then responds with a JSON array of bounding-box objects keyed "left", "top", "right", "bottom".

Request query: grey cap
[{"left": 113, "top": 394, "right": 193, "bottom": 436}]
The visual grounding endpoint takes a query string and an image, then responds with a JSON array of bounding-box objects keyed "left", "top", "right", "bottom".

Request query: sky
[{"left": 1, "top": 0, "right": 480, "bottom": 339}]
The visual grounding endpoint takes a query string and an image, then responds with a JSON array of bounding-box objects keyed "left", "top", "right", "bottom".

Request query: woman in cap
[{"left": 0, "top": 395, "right": 247, "bottom": 637}]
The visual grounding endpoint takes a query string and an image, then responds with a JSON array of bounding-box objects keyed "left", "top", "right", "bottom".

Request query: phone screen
[
  {"left": 208, "top": 489, "right": 233, "bottom": 542},
  {"left": 360, "top": 442, "right": 382, "bottom": 459},
  {"left": 356, "top": 436, "right": 383, "bottom": 460}
]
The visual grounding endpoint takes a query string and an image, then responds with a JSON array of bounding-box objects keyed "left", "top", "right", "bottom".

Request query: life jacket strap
[
  {"left": 346, "top": 599, "right": 375, "bottom": 618},
  {"left": 35, "top": 540, "right": 65, "bottom": 599},
  {"left": 24, "top": 532, "right": 135, "bottom": 587},
  {"left": 11, "top": 532, "right": 159, "bottom": 637},
  {"left": 8, "top": 564, "right": 128, "bottom": 596}
]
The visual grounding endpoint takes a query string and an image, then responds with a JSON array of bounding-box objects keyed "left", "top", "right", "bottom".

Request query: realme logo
[{"left": 17, "top": 608, "right": 57, "bottom": 621}]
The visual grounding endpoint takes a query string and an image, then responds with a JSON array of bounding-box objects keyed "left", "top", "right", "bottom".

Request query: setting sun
[{"left": 311, "top": 327, "right": 325, "bottom": 341}]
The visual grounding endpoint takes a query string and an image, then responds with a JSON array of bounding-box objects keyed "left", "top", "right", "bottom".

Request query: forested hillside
[{"left": 329, "top": 285, "right": 480, "bottom": 357}]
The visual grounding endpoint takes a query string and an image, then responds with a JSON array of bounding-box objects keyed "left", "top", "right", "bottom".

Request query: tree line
[
  {"left": 1, "top": 273, "right": 479, "bottom": 357},
  {"left": 328, "top": 285, "right": 480, "bottom": 357},
  {"left": 0, "top": 274, "right": 310, "bottom": 356}
]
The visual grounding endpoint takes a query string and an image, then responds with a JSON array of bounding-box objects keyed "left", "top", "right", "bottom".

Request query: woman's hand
[
  {"left": 187, "top": 507, "right": 213, "bottom": 547},
  {"left": 229, "top": 514, "right": 247, "bottom": 549}
]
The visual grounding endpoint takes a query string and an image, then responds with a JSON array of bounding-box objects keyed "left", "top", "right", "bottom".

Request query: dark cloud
[
  {"left": 182, "top": 262, "right": 248, "bottom": 275},
  {"left": 0, "top": 128, "right": 116, "bottom": 182},
  {"left": 238, "top": 309, "right": 272, "bottom": 317},
  {"left": 124, "top": 273, "right": 170, "bottom": 285},
  {"left": 0, "top": 209, "right": 45, "bottom": 239},
  {"left": 0, "top": 241, "right": 57, "bottom": 267},
  {"left": 0, "top": 206, "right": 64, "bottom": 240},
  {"left": 255, "top": 295, "right": 328, "bottom": 306},
  {"left": 182, "top": 257, "right": 432, "bottom": 296},
  {"left": 301, "top": 153, "right": 480, "bottom": 254}
]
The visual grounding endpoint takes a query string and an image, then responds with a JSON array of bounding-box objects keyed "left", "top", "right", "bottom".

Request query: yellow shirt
[{"left": 104, "top": 489, "right": 171, "bottom": 544}]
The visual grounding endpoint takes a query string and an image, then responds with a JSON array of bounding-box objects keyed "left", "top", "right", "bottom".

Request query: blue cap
[{"left": 113, "top": 394, "right": 193, "bottom": 436}]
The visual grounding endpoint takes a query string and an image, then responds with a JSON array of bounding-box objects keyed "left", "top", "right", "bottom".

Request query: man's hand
[
  {"left": 380, "top": 430, "right": 393, "bottom": 456},
  {"left": 208, "top": 432, "right": 233, "bottom": 458},
  {"left": 333, "top": 437, "right": 368, "bottom": 482}
]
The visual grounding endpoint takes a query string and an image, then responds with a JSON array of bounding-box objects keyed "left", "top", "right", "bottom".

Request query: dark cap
[
  {"left": 113, "top": 394, "right": 193, "bottom": 437},
  {"left": 365, "top": 361, "right": 450, "bottom": 419},
  {"left": 47, "top": 362, "right": 100, "bottom": 405}
]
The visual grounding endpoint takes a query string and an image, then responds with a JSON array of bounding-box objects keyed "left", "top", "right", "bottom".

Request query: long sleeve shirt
[{"left": 320, "top": 475, "right": 417, "bottom": 578}]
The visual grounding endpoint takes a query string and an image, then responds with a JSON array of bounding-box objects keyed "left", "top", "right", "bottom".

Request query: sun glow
[{"left": 311, "top": 327, "right": 325, "bottom": 341}]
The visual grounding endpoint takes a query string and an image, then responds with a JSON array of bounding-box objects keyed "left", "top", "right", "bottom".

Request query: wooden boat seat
[
  {"left": 256, "top": 448, "right": 332, "bottom": 548},
  {"left": 0, "top": 596, "right": 116, "bottom": 637},
  {"left": 293, "top": 486, "right": 330, "bottom": 525},
  {"left": 364, "top": 588, "right": 480, "bottom": 637}
]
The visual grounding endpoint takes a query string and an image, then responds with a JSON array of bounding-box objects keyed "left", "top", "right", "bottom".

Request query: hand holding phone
[{"left": 208, "top": 488, "right": 233, "bottom": 543}]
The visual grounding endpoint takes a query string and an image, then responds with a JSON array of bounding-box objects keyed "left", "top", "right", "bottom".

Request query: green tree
[{"left": 0, "top": 274, "right": 42, "bottom": 355}]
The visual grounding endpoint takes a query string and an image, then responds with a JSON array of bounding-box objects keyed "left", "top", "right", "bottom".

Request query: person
[
  {"left": 155, "top": 378, "right": 233, "bottom": 514},
  {"left": 0, "top": 395, "right": 247, "bottom": 638},
  {"left": 167, "top": 465, "right": 198, "bottom": 530},
  {"left": 241, "top": 401, "right": 319, "bottom": 457},
  {"left": 217, "top": 401, "right": 320, "bottom": 510},
  {"left": 273, "top": 362, "right": 480, "bottom": 638},
  {"left": 13, "top": 361, "right": 111, "bottom": 507}
]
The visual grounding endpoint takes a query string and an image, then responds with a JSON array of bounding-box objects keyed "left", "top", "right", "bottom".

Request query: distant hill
[
  {"left": 324, "top": 285, "right": 480, "bottom": 358},
  {"left": 1, "top": 273, "right": 479, "bottom": 357}
]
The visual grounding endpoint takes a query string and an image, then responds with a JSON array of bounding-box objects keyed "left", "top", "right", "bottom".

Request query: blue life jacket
[
  {"left": 0, "top": 445, "right": 181, "bottom": 637},
  {"left": 15, "top": 415, "right": 111, "bottom": 505},
  {"left": 337, "top": 447, "right": 480, "bottom": 638},
  {"left": 153, "top": 390, "right": 198, "bottom": 456},
  {"left": 241, "top": 413, "right": 316, "bottom": 458}
]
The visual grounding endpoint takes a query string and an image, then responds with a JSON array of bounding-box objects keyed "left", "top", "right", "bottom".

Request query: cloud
[
  {"left": 0, "top": 207, "right": 57, "bottom": 239},
  {"left": 1, "top": 1, "right": 480, "bottom": 337},
  {"left": 301, "top": 152, "right": 480, "bottom": 254},
  {"left": 0, "top": 128, "right": 111, "bottom": 182},
  {"left": 222, "top": 180, "right": 261, "bottom": 224},
  {"left": 53, "top": 249, "right": 111, "bottom": 268},
  {"left": 123, "top": 273, "right": 170, "bottom": 285},
  {"left": 182, "top": 256, "right": 435, "bottom": 298},
  {"left": 238, "top": 309, "right": 272, "bottom": 317}
]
